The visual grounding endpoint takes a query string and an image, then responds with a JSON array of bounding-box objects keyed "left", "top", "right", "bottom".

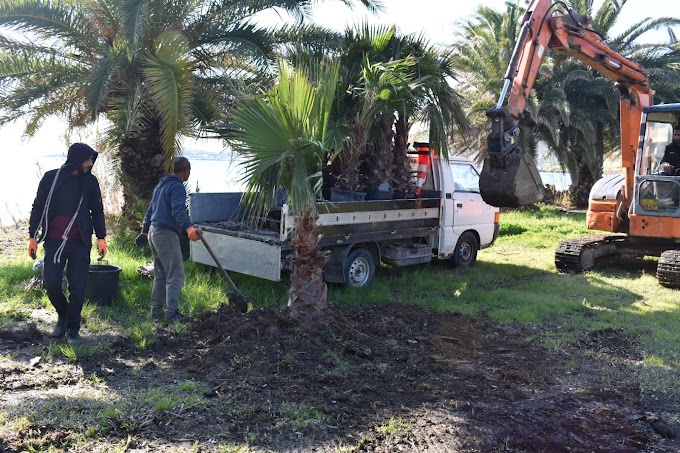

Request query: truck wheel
[
  {"left": 451, "top": 232, "right": 478, "bottom": 268},
  {"left": 344, "top": 248, "right": 375, "bottom": 288}
]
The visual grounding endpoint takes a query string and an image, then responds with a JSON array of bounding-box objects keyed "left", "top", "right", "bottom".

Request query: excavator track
[
  {"left": 657, "top": 250, "right": 680, "bottom": 289},
  {"left": 555, "top": 235, "right": 625, "bottom": 273}
]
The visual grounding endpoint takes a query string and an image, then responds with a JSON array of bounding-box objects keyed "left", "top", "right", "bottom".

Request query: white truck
[{"left": 189, "top": 151, "right": 500, "bottom": 288}]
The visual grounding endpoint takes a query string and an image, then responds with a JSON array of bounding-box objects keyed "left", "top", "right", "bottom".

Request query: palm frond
[
  {"left": 122, "top": 0, "right": 149, "bottom": 56},
  {"left": 0, "top": 0, "right": 98, "bottom": 51},
  {"left": 87, "top": 50, "right": 122, "bottom": 120},
  {"left": 143, "top": 53, "right": 192, "bottom": 156},
  {"left": 233, "top": 58, "right": 339, "bottom": 219}
]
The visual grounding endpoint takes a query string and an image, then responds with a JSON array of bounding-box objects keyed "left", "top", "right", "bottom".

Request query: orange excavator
[{"left": 480, "top": 0, "right": 680, "bottom": 287}]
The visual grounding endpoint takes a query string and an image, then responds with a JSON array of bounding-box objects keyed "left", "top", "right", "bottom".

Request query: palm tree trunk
[
  {"left": 287, "top": 206, "right": 331, "bottom": 328},
  {"left": 118, "top": 119, "right": 169, "bottom": 217},
  {"left": 569, "top": 150, "right": 595, "bottom": 209},
  {"left": 393, "top": 113, "right": 413, "bottom": 193},
  {"left": 365, "top": 113, "right": 396, "bottom": 190},
  {"left": 334, "top": 122, "right": 366, "bottom": 191}
]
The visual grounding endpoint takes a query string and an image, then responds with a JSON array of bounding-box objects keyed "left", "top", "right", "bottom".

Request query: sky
[
  {"left": 296, "top": 0, "right": 675, "bottom": 45},
  {"left": 1, "top": 0, "right": 677, "bottom": 224}
]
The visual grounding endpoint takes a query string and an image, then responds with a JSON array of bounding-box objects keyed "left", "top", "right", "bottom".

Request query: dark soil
[{"left": 175, "top": 303, "right": 673, "bottom": 452}]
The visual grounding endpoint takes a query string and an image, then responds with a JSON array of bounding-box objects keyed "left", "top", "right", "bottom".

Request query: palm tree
[
  {"left": 0, "top": 0, "right": 381, "bottom": 214},
  {"left": 231, "top": 58, "right": 340, "bottom": 327},
  {"left": 452, "top": 3, "right": 522, "bottom": 151},
  {"left": 328, "top": 24, "right": 470, "bottom": 195},
  {"left": 452, "top": 2, "right": 567, "bottom": 162}
]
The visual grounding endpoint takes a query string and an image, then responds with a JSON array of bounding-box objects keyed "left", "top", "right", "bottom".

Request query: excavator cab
[
  {"left": 479, "top": 108, "right": 545, "bottom": 208},
  {"left": 633, "top": 106, "right": 680, "bottom": 215}
]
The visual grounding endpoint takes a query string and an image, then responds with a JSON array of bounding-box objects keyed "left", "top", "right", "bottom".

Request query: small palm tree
[
  {"left": 314, "top": 24, "right": 469, "bottom": 194},
  {"left": 231, "top": 59, "right": 340, "bottom": 327},
  {"left": 283, "top": 23, "right": 469, "bottom": 196}
]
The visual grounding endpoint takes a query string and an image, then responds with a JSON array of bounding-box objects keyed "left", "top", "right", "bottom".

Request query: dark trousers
[{"left": 42, "top": 238, "right": 91, "bottom": 331}]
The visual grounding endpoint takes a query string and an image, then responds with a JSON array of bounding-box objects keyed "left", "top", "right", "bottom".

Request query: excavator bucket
[{"left": 480, "top": 153, "right": 545, "bottom": 207}]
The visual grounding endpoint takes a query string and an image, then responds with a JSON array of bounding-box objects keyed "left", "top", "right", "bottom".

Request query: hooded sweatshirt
[{"left": 29, "top": 143, "right": 106, "bottom": 246}]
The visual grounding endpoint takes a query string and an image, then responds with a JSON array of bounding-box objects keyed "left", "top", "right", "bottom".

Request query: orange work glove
[
  {"left": 97, "top": 239, "right": 107, "bottom": 259},
  {"left": 28, "top": 238, "right": 38, "bottom": 260},
  {"left": 187, "top": 226, "right": 200, "bottom": 241}
]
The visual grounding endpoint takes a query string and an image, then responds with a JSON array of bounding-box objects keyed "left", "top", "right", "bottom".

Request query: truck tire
[
  {"left": 451, "top": 232, "right": 478, "bottom": 268},
  {"left": 344, "top": 248, "right": 375, "bottom": 288}
]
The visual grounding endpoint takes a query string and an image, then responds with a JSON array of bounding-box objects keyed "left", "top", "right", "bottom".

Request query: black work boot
[
  {"left": 151, "top": 309, "right": 164, "bottom": 321},
  {"left": 65, "top": 329, "right": 82, "bottom": 346},
  {"left": 166, "top": 312, "right": 195, "bottom": 324},
  {"left": 50, "top": 319, "right": 66, "bottom": 339}
]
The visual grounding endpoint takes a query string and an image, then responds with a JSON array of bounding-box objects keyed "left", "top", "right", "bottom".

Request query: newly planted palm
[{"left": 231, "top": 59, "right": 340, "bottom": 327}]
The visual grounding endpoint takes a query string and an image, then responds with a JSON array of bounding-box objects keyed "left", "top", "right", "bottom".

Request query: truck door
[{"left": 449, "top": 162, "right": 498, "bottom": 248}]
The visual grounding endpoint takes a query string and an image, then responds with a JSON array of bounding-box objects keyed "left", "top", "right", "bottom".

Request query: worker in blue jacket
[
  {"left": 28, "top": 143, "right": 107, "bottom": 345},
  {"left": 137, "top": 156, "right": 200, "bottom": 324}
]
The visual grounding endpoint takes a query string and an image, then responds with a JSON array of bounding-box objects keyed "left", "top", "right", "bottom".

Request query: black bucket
[
  {"left": 480, "top": 153, "right": 545, "bottom": 207},
  {"left": 85, "top": 263, "right": 121, "bottom": 306}
]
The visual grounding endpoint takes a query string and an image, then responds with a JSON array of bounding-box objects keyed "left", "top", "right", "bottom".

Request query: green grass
[
  {"left": 141, "top": 386, "right": 204, "bottom": 413},
  {"left": 125, "top": 322, "right": 157, "bottom": 349},
  {"left": 375, "top": 417, "right": 413, "bottom": 435},
  {"left": 275, "top": 402, "right": 329, "bottom": 431},
  {"left": 52, "top": 343, "right": 103, "bottom": 362}
]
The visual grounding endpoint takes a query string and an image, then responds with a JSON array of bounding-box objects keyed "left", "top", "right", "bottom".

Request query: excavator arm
[{"left": 480, "top": 0, "right": 653, "bottom": 208}]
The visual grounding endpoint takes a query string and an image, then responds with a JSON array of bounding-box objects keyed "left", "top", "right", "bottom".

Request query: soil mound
[{"left": 169, "top": 302, "right": 656, "bottom": 451}]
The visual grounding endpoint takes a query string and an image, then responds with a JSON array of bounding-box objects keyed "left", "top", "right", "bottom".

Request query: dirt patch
[
  {"left": 0, "top": 223, "right": 26, "bottom": 257},
  {"left": 171, "top": 304, "right": 676, "bottom": 451},
  {"left": 1, "top": 303, "right": 677, "bottom": 451}
]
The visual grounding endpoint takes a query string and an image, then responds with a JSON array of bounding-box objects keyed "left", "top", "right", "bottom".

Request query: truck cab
[{"left": 417, "top": 152, "right": 500, "bottom": 265}]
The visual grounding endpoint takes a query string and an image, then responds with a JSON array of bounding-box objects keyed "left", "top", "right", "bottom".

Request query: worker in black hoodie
[{"left": 28, "top": 143, "right": 107, "bottom": 345}]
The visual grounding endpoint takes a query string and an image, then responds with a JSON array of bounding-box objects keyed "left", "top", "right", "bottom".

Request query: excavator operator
[{"left": 659, "top": 125, "right": 680, "bottom": 175}]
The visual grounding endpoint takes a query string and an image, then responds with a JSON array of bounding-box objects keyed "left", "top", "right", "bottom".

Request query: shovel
[{"left": 196, "top": 229, "right": 249, "bottom": 314}]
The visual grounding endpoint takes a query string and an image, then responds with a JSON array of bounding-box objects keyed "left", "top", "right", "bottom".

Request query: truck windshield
[{"left": 450, "top": 163, "right": 481, "bottom": 192}]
